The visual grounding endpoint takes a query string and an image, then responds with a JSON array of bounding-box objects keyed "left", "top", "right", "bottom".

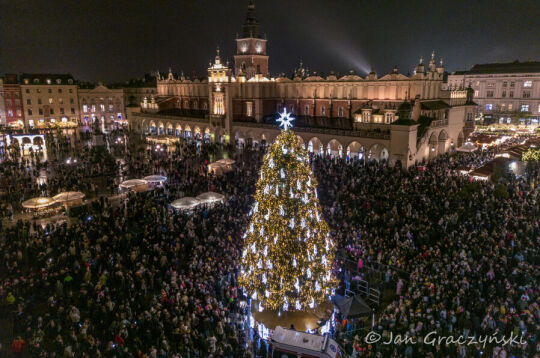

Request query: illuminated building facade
[
  {"left": 129, "top": 1, "right": 476, "bottom": 167},
  {"left": 20, "top": 74, "right": 79, "bottom": 128},
  {"left": 447, "top": 61, "right": 540, "bottom": 125},
  {"left": 3, "top": 74, "right": 24, "bottom": 127},
  {"left": 78, "top": 83, "right": 125, "bottom": 126},
  {"left": 0, "top": 78, "right": 6, "bottom": 126}
]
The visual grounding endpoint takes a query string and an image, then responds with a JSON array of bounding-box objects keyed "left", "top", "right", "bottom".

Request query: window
[
  {"left": 39, "top": 108, "right": 43, "bottom": 115},
  {"left": 502, "top": 91, "right": 506, "bottom": 98},
  {"left": 257, "top": 64, "right": 261, "bottom": 73},
  {"left": 60, "top": 108, "right": 65, "bottom": 114},
  {"left": 58, "top": 88, "right": 62, "bottom": 93},
  {"left": 474, "top": 90, "right": 479, "bottom": 97},
  {"left": 100, "top": 104, "right": 105, "bottom": 112},
  {"left": 509, "top": 91, "right": 514, "bottom": 98},
  {"left": 508, "top": 104, "right": 513, "bottom": 110},
  {"left": 321, "top": 106, "right": 326, "bottom": 116},
  {"left": 385, "top": 112, "right": 394, "bottom": 123},
  {"left": 48, "top": 88, "right": 52, "bottom": 93},
  {"left": 91, "top": 105, "right": 96, "bottom": 112},
  {"left": 521, "top": 104, "right": 529, "bottom": 112},
  {"left": 502, "top": 81, "right": 507, "bottom": 87},
  {"left": 486, "top": 90, "right": 494, "bottom": 98},
  {"left": 27, "top": 109, "right": 32, "bottom": 115},
  {"left": 33, "top": 78, "right": 39, "bottom": 84},
  {"left": 59, "top": 98, "right": 64, "bottom": 104},
  {"left": 510, "top": 81, "right": 515, "bottom": 87},
  {"left": 501, "top": 104, "right": 506, "bottom": 111},
  {"left": 38, "top": 98, "right": 42, "bottom": 105},
  {"left": 48, "top": 98, "right": 53, "bottom": 104},
  {"left": 485, "top": 104, "right": 493, "bottom": 111},
  {"left": 50, "top": 108, "right": 54, "bottom": 115},
  {"left": 26, "top": 99, "right": 31, "bottom": 105},
  {"left": 487, "top": 82, "right": 494, "bottom": 87},
  {"left": 538, "top": 104, "right": 540, "bottom": 113},
  {"left": 109, "top": 105, "right": 114, "bottom": 112},
  {"left": 71, "top": 107, "right": 75, "bottom": 114},
  {"left": 69, "top": 89, "right": 73, "bottom": 93},
  {"left": 16, "top": 109, "right": 21, "bottom": 116},
  {"left": 523, "top": 91, "right": 530, "bottom": 98},
  {"left": 7, "top": 110, "right": 13, "bottom": 117},
  {"left": 68, "top": 79, "right": 73, "bottom": 85},
  {"left": 70, "top": 98, "right": 74, "bottom": 104},
  {"left": 338, "top": 106, "right": 344, "bottom": 117},
  {"left": 56, "top": 79, "right": 61, "bottom": 84},
  {"left": 23, "top": 79, "right": 29, "bottom": 84},
  {"left": 523, "top": 81, "right": 532, "bottom": 88},
  {"left": 36, "top": 89, "right": 41, "bottom": 93},
  {"left": 25, "top": 89, "right": 30, "bottom": 93},
  {"left": 246, "top": 101, "right": 253, "bottom": 117},
  {"left": 83, "top": 105, "right": 88, "bottom": 113}
]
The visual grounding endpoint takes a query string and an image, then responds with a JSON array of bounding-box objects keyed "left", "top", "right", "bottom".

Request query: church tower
[{"left": 234, "top": 1, "right": 269, "bottom": 79}]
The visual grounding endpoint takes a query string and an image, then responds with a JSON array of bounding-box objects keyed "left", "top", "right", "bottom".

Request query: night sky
[{"left": 1, "top": 0, "right": 539, "bottom": 83}]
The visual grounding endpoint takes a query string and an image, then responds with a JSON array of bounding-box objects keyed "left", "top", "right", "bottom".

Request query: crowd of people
[{"left": 0, "top": 128, "right": 538, "bottom": 357}]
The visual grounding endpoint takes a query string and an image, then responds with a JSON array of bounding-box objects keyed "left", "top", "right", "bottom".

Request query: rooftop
[
  {"left": 20, "top": 73, "right": 76, "bottom": 85},
  {"left": 467, "top": 61, "right": 540, "bottom": 75}
]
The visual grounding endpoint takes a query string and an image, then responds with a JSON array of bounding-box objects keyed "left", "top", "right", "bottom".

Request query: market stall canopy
[
  {"left": 456, "top": 141, "right": 477, "bottom": 152},
  {"left": 208, "top": 162, "right": 231, "bottom": 175},
  {"left": 119, "top": 179, "right": 148, "bottom": 192},
  {"left": 53, "top": 191, "right": 85, "bottom": 203},
  {"left": 333, "top": 295, "right": 371, "bottom": 318},
  {"left": 143, "top": 175, "right": 167, "bottom": 184},
  {"left": 216, "top": 158, "right": 236, "bottom": 165},
  {"left": 22, "top": 197, "right": 56, "bottom": 209},
  {"left": 171, "top": 197, "right": 201, "bottom": 210},
  {"left": 196, "top": 191, "right": 225, "bottom": 205}
]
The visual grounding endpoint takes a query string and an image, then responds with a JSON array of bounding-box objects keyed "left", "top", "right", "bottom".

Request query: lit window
[
  {"left": 46, "top": 79, "right": 51, "bottom": 84},
  {"left": 521, "top": 104, "right": 529, "bottom": 112},
  {"left": 83, "top": 105, "right": 88, "bottom": 113},
  {"left": 321, "top": 106, "right": 326, "bottom": 116},
  {"left": 486, "top": 90, "right": 494, "bottom": 98},
  {"left": 485, "top": 104, "right": 493, "bottom": 111},
  {"left": 91, "top": 105, "right": 96, "bottom": 112},
  {"left": 100, "top": 104, "right": 105, "bottom": 112},
  {"left": 338, "top": 107, "right": 344, "bottom": 117},
  {"left": 501, "top": 104, "right": 506, "bottom": 111},
  {"left": 109, "top": 105, "right": 114, "bottom": 112},
  {"left": 59, "top": 98, "right": 63, "bottom": 104},
  {"left": 523, "top": 81, "right": 532, "bottom": 88},
  {"left": 246, "top": 101, "right": 253, "bottom": 117},
  {"left": 48, "top": 98, "right": 53, "bottom": 104},
  {"left": 487, "top": 82, "right": 494, "bottom": 87},
  {"left": 508, "top": 104, "right": 513, "bottom": 111},
  {"left": 474, "top": 90, "right": 479, "bottom": 97},
  {"left": 304, "top": 105, "right": 309, "bottom": 115},
  {"left": 28, "top": 119, "right": 34, "bottom": 127},
  {"left": 538, "top": 105, "right": 540, "bottom": 113}
]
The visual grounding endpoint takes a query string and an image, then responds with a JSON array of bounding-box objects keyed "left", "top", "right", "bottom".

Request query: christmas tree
[{"left": 239, "top": 109, "right": 337, "bottom": 312}]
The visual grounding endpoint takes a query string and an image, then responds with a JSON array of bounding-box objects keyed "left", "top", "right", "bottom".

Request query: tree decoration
[{"left": 239, "top": 111, "right": 337, "bottom": 311}]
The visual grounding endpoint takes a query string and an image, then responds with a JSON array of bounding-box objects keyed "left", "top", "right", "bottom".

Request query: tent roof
[
  {"left": 22, "top": 197, "right": 56, "bottom": 209},
  {"left": 196, "top": 191, "right": 225, "bottom": 203},
  {"left": 171, "top": 197, "right": 201, "bottom": 210},
  {"left": 333, "top": 295, "right": 371, "bottom": 317},
  {"left": 53, "top": 191, "right": 85, "bottom": 202}
]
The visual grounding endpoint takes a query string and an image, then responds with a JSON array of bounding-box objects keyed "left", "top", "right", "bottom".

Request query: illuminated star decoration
[{"left": 276, "top": 108, "right": 295, "bottom": 131}]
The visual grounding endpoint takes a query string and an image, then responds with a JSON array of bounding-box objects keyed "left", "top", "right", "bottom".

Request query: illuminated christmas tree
[{"left": 239, "top": 109, "right": 337, "bottom": 312}]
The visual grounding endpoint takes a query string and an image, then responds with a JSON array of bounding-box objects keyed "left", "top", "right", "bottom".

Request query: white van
[{"left": 269, "top": 326, "right": 341, "bottom": 358}]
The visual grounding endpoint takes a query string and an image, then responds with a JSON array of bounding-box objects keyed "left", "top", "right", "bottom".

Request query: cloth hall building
[{"left": 128, "top": 1, "right": 476, "bottom": 167}]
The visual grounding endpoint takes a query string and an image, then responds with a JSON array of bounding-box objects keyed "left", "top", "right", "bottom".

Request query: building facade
[
  {"left": 78, "top": 83, "right": 125, "bottom": 126},
  {"left": 0, "top": 78, "right": 6, "bottom": 126},
  {"left": 20, "top": 74, "right": 79, "bottom": 128},
  {"left": 129, "top": 1, "right": 476, "bottom": 167},
  {"left": 447, "top": 61, "right": 540, "bottom": 125},
  {"left": 3, "top": 74, "right": 24, "bottom": 128}
]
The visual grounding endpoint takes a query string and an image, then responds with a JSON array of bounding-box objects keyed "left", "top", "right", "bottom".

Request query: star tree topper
[{"left": 276, "top": 108, "right": 295, "bottom": 131}]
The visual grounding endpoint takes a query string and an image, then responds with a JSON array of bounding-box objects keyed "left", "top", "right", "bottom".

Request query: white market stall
[
  {"left": 196, "top": 191, "right": 225, "bottom": 207},
  {"left": 53, "top": 191, "right": 86, "bottom": 207},
  {"left": 208, "top": 162, "right": 228, "bottom": 175},
  {"left": 171, "top": 197, "right": 201, "bottom": 211},
  {"left": 22, "top": 197, "right": 56, "bottom": 210},
  {"left": 216, "top": 158, "right": 236, "bottom": 166},
  {"left": 456, "top": 141, "right": 478, "bottom": 153},
  {"left": 119, "top": 179, "right": 148, "bottom": 193},
  {"left": 143, "top": 175, "right": 167, "bottom": 188}
]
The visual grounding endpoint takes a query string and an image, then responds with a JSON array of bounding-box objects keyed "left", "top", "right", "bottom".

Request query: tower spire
[{"left": 242, "top": 0, "right": 260, "bottom": 38}]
